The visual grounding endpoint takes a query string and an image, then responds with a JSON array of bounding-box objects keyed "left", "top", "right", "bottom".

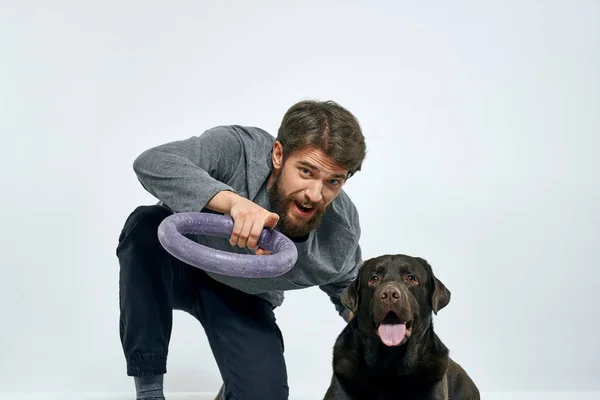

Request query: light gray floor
[{"left": 1, "top": 392, "right": 600, "bottom": 400}]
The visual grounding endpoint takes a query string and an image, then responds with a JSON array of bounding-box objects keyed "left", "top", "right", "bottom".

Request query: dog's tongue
[{"left": 378, "top": 323, "right": 406, "bottom": 346}]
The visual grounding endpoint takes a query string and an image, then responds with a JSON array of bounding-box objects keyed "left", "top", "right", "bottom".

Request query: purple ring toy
[{"left": 157, "top": 212, "right": 298, "bottom": 278}]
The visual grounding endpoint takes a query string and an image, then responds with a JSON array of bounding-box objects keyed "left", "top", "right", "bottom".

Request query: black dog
[{"left": 324, "top": 254, "right": 480, "bottom": 399}]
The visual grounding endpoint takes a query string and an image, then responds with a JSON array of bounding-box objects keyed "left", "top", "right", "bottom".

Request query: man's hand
[
  {"left": 205, "top": 190, "right": 279, "bottom": 253},
  {"left": 228, "top": 195, "right": 280, "bottom": 251},
  {"left": 348, "top": 312, "right": 354, "bottom": 321}
]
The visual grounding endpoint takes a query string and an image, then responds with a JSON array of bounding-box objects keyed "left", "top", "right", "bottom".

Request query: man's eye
[
  {"left": 301, "top": 168, "right": 311, "bottom": 175},
  {"left": 329, "top": 179, "right": 340, "bottom": 186}
]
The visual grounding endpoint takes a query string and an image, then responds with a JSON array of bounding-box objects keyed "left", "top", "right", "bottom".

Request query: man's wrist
[{"left": 206, "top": 190, "right": 239, "bottom": 214}]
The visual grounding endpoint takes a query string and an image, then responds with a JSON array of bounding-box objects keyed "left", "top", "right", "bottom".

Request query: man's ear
[
  {"left": 341, "top": 272, "right": 362, "bottom": 314},
  {"left": 272, "top": 140, "right": 284, "bottom": 170},
  {"left": 417, "top": 257, "right": 451, "bottom": 315}
]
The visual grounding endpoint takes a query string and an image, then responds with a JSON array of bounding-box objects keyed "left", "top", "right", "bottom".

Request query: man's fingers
[
  {"left": 237, "top": 218, "right": 254, "bottom": 248},
  {"left": 229, "top": 208, "right": 279, "bottom": 249},
  {"left": 247, "top": 221, "right": 264, "bottom": 250},
  {"left": 265, "top": 212, "right": 280, "bottom": 228},
  {"left": 230, "top": 216, "right": 245, "bottom": 246},
  {"left": 256, "top": 247, "right": 271, "bottom": 256}
]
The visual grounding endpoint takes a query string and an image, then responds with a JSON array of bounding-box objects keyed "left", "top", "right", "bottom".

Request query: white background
[{"left": 1, "top": 0, "right": 598, "bottom": 397}]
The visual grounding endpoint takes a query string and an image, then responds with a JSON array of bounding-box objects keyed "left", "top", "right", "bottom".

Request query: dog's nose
[{"left": 380, "top": 285, "right": 401, "bottom": 305}]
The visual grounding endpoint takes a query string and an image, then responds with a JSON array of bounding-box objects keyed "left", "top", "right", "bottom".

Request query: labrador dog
[{"left": 324, "top": 254, "right": 479, "bottom": 400}]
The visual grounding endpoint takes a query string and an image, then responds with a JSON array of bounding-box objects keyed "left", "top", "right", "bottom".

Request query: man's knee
[
  {"left": 214, "top": 325, "right": 288, "bottom": 399},
  {"left": 225, "top": 375, "right": 289, "bottom": 400},
  {"left": 117, "top": 204, "right": 172, "bottom": 250},
  {"left": 229, "top": 339, "right": 288, "bottom": 399},
  {"left": 251, "top": 375, "right": 289, "bottom": 400}
]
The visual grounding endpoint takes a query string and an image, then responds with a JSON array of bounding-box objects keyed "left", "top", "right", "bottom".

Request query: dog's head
[{"left": 341, "top": 254, "right": 451, "bottom": 347}]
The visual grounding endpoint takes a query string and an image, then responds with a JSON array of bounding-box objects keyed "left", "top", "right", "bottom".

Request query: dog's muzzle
[{"left": 374, "top": 283, "right": 414, "bottom": 346}]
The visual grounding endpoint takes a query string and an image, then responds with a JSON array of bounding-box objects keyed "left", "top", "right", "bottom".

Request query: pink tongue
[{"left": 378, "top": 323, "right": 406, "bottom": 346}]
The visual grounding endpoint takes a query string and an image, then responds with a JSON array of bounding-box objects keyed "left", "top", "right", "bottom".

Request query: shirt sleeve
[
  {"left": 132, "top": 126, "right": 243, "bottom": 213},
  {"left": 319, "top": 241, "right": 363, "bottom": 322}
]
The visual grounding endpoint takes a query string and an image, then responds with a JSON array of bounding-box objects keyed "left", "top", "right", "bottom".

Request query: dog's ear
[
  {"left": 431, "top": 275, "right": 451, "bottom": 315},
  {"left": 417, "top": 257, "right": 451, "bottom": 315},
  {"left": 340, "top": 267, "right": 363, "bottom": 313}
]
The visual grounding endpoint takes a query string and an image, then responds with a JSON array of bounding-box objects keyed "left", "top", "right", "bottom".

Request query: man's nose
[
  {"left": 305, "top": 181, "right": 323, "bottom": 203},
  {"left": 380, "top": 284, "right": 401, "bottom": 305}
]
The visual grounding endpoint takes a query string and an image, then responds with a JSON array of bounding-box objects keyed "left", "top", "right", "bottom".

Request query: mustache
[{"left": 293, "top": 195, "right": 324, "bottom": 209}]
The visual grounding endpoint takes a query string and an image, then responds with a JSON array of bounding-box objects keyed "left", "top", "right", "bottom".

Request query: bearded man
[{"left": 116, "top": 100, "right": 367, "bottom": 400}]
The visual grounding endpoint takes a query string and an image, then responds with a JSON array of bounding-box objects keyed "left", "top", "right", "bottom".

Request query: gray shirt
[{"left": 132, "top": 125, "right": 362, "bottom": 321}]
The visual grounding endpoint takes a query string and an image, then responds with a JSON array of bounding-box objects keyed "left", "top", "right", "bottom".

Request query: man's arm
[
  {"left": 133, "top": 126, "right": 243, "bottom": 213},
  {"left": 319, "top": 243, "right": 362, "bottom": 322},
  {"left": 132, "top": 126, "right": 279, "bottom": 249}
]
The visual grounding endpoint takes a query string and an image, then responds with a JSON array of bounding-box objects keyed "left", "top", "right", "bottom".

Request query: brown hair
[{"left": 276, "top": 100, "right": 367, "bottom": 178}]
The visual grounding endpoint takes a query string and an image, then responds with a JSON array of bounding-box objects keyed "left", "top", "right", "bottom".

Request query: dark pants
[{"left": 116, "top": 204, "right": 289, "bottom": 399}]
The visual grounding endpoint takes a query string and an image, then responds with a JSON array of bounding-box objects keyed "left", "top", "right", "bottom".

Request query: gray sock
[{"left": 134, "top": 375, "right": 165, "bottom": 400}]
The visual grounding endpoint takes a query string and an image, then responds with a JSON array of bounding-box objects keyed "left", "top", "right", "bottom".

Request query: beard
[{"left": 267, "top": 176, "right": 327, "bottom": 239}]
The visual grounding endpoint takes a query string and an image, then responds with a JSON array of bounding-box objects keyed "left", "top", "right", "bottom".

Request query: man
[{"left": 116, "top": 100, "right": 367, "bottom": 400}]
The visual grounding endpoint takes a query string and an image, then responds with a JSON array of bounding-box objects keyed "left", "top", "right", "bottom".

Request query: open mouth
[
  {"left": 376, "top": 312, "right": 414, "bottom": 347},
  {"left": 293, "top": 200, "right": 316, "bottom": 217}
]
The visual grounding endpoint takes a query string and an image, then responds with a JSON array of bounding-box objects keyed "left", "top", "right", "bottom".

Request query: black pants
[{"left": 116, "top": 205, "right": 289, "bottom": 399}]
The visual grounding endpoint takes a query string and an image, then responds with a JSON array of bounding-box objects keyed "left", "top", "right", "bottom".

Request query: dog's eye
[
  {"left": 369, "top": 275, "right": 379, "bottom": 284},
  {"left": 405, "top": 274, "right": 418, "bottom": 285}
]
